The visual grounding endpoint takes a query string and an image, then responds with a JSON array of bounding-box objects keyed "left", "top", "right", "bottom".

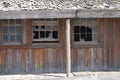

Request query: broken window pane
[
  {"left": 85, "top": 33, "right": 92, "bottom": 41},
  {"left": 46, "top": 31, "right": 52, "bottom": 38},
  {"left": 32, "top": 18, "right": 58, "bottom": 42},
  {"left": 74, "top": 18, "right": 98, "bottom": 42},
  {"left": 74, "top": 26, "right": 79, "bottom": 33},
  {"left": 81, "top": 33, "right": 85, "bottom": 39},
  {"left": 40, "top": 26, "right": 45, "bottom": 30},
  {"left": 40, "top": 31, "right": 45, "bottom": 38},
  {"left": 80, "top": 26, "right": 86, "bottom": 33},
  {"left": 33, "top": 31, "right": 39, "bottom": 39},
  {"left": 74, "top": 34, "right": 80, "bottom": 41},
  {"left": 53, "top": 31, "right": 58, "bottom": 39},
  {"left": 87, "top": 26, "right": 92, "bottom": 34},
  {"left": 33, "top": 26, "right": 39, "bottom": 30}
]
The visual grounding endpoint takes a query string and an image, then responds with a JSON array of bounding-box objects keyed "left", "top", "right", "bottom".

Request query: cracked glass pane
[{"left": 33, "top": 31, "right": 39, "bottom": 39}]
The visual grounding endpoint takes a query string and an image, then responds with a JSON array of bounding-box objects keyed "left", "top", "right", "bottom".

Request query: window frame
[
  {"left": 1, "top": 19, "right": 23, "bottom": 45},
  {"left": 32, "top": 18, "right": 59, "bottom": 43},
  {"left": 72, "top": 18, "right": 100, "bottom": 46}
]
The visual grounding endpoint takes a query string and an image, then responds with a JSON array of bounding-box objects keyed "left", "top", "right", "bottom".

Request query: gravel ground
[{"left": 0, "top": 72, "right": 120, "bottom": 80}]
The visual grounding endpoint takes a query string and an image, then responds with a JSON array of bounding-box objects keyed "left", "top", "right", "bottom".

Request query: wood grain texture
[
  {"left": 0, "top": 20, "right": 2, "bottom": 45},
  {"left": 0, "top": 18, "right": 119, "bottom": 74}
]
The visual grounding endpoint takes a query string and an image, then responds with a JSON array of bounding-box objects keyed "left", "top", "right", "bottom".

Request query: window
[
  {"left": 2, "top": 19, "right": 22, "bottom": 45},
  {"left": 74, "top": 18, "right": 98, "bottom": 43},
  {"left": 32, "top": 18, "right": 59, "bottom": 43}
]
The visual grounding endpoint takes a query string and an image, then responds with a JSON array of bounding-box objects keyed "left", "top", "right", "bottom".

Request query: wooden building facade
[{"left": 0, "top": 10, "right": 120, "bottom": 74}]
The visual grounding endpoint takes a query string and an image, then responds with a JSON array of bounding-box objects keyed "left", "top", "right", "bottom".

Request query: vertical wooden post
[{"left": 66, "top": 19, "right": 71, "bottom": 77}]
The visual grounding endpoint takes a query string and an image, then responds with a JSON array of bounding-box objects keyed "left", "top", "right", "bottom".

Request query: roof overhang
[{"left": 0, "top": 10, "right": 120, "bottom": 19}]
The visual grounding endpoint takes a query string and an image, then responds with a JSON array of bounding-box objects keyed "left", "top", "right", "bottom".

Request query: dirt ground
[{"left": 0, "top": 72, "right": 120, "bottom": 80}]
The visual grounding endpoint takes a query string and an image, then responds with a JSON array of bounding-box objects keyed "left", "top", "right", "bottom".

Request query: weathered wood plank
[
  {"left": 78, "top": 48, "right": 85, "bottom": 71},
  {"left": 33, "top": 49, "right": 38, "bottom": 73},
  {"left": 85, "top": 48, "right": 90, "bottom": 70},
  {"left": 21, "top": 49, "right": 26, "bottom": 73},
  {"left": 16, "top": 49, "right": 22, "bottom": 73},
  {"left": 26, "top": 19, "right": 32, "bottom": 44},
  {"left": 98, "top": 47, "right": 102, "bottom": 69},
  {"left": 90, "top": 48, "right": 95, "bottom": 70},
  {"left": 25, "top": 49, "right": 30, "bottom": 73},
  {"left": 71, "top": 48, "right": 77, "bottom": 72},
  {"left": 94, "top": 48, "right": 98, "bottom": 67},
  {"left": 22, "top": 19, "right": 27, "bottom": 44},
  {"left": 6, "top": 49, "right": 12, "bottom": 73},
  {"left": 60, "top": 49, "right": 63, "bottom": 72},
  {"left": 39, "top": 49, "right": 44, "bottom": 73},
  {"left": 48, "top": 48, "right": 52, "bottom": 73},
  {"left": 52, "top": 48, "right": 56, "bottom": 72},
  {"left": 0, "top": 20, "right": 2, "bottom": 45}
]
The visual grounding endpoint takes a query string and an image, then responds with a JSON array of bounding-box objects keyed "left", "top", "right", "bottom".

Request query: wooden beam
[
  {"left": 66, "top": 19, "right": 71, "bottom": 77},
  {"left": 0, "top": 10, "right": 120, "bottom": 19}
]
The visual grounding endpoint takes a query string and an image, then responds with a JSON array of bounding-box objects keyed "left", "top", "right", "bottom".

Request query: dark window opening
[
  {"left": 46, "top": 31, "right": 51, "bottom": 38},
  {"left": 74, "top": 18, "right": 98, "bottom": 42},
  {"left": 33, "top": 31, "right": 39, "bottom": 39},
  {"left": 85, "top": 33, "right": 92, "bottom": 41},
  {"left": 80, "top": 26, "right": 86, "bottom": 33},
  {"left": 35, "top": 26, "right": 39, "bottom": 29},
  {"left": 81, "top": 33, "right": 85, "bottom": 39},
  {"left": 74, "top": 26, "right": 79, "bottom": 33},
  {"left": 53, "top": 31, "right": 58, "bottom": 39},
  {"left": 74, "top": 25, "right": 93, "bottom": 42},
  {"left": 87, "top": 27, "right": 92, "bottom": 33},
  {"left": 74, "top": 34, "right": 80, "bottom": 41},
  {"left": 40, "top": 31, "right": 45, "bottom": 38},
  {"left": 32, "top": 18, "right": 58, "bottom": 43},
  {"left": 40, "top": 26, "right": 45, "bottom": 29}
]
